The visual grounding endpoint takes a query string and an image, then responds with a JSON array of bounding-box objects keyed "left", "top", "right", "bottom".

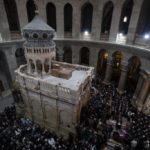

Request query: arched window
[
  {"left": 0, "top": 80, "right": 5, "bottom": 94},
  {"left": 96, "top": 50, "right": 108, "bottom": 78},
  {"left": 127, "top": 56, "right": 141, "bottom": 93},
  {"left": 63, "top": 46, "right": 72, "bottom": 63},
  {"left": 44, "top": 59, "right": 50, "bottom": 73},
  {"left": 36, "top": 60, "right": 42, "bottom": 73},
  {"left": 80, "top": 47, "right": 90, "bottom": 65},
  {"left": 3, "top": 0, "right": 20, "bottom": 31},
  {"left": 64, "top": 3, "right": 73, "bottom": 35},
  {"left": 46, "top": 3, "right": 56, "bottom": 30},
  {"left": 136, "top": 0, "right": 150, "bottom": 36},
  {"left": 15, "top": 48, "right": 26, "bottom": 67},
  {"left": 26, "top": 0, "right": 36, "bottom": 22},
  {"left": 29, "top": 59, "right": 35, "bottom": 73},
  {"left": 101, "top": 1, "right": 113, "bottom": 35},
  {"left": 112, "top": 51, "right": 123, "bottom": 84},
  {"left": 119, "top": 0, "right": 133, "bottom": 35},
  {"left": 81, "top": 3, "right": 93, "bottom": 33}
]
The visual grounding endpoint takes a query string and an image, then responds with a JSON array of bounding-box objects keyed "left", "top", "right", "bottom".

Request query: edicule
[{"left": 15, "top": 11, "right": 94, "bottom": 136}]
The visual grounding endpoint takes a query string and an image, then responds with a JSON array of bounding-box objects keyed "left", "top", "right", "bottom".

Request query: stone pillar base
[
  {"left": 102, "top": 80, "right": 111, "bottom": 85},
  {"left": 116, "top": 88, "right": 126, "bottom": 95}
]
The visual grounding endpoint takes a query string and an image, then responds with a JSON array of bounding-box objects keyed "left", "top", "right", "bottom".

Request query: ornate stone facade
[{"left": 15, "top": 13, "right": 94, "bottom": 136}]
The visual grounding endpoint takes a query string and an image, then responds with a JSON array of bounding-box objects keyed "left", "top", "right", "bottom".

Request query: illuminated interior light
[
  {"left": 84, "top": 31, "right": 89, "bottom": 36},
  {"left": 144, "top": 34, "right": 150, "bottom": 39},
  {"left": 123, "top": 16, "right": 128, "bottom": 23}
]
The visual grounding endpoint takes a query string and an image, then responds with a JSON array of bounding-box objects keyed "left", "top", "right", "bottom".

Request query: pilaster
[
  {"left": 103, "top": 57, "right": 113, "bottom": 85},
  {"left": 72, "top": 5, "right": 81, "bottom": 39},
  {"left": 126, "top": 0, "right": 143, "bottom": 44},
  {"left": 0, "top": 0, "right": 10, "bottom": 41},
  {"left": 109, "top": 1, "right": 123, "bottom": 42},
  {"left": 117, "top": 62, "right": 128, "bottom": 94},
  {"left": 56, "top": 3, "right": 64, "bottom": 38}
]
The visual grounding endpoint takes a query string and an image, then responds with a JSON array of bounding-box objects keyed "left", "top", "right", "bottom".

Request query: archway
[
  {"left": 3, "top": 0, "right": 20, "bottom": 32},
  {"left": 56, "top": 47, "right": 59, "bottom": 61},
  {"left": 136, "top": 0, "right": 150, "bottom": 36},
  {"left": 101, "top": 1, "right": 113, "bottom": 39},
  {"left": 26, "top": 0, "right": 36, "bottom": 22},
  {"left": 81, "top": 3, "right": 93, "bottom": 33},
  {"left": 36, "top": 60, "right": 42, "bottom": 73},
  {"left": 46, "top": 2, "right": 56, "bottom": 30},
  {"left": 29, "top": 59, "right": 35, "bottom": 73},
  {"left": 80, "top": 47, "right": 90, "bottom": 65},
  {"left": 0, "top": 80, "right": 5, "bottom": 95},
  {"left": 63, "top": 46, "right": 72, "bottom": 63},
  {"left": 119, "top": 0, "right": 133, "bottom": 35},
  {"left": 112, "top": 51, "right": 123, "bottom": 85},
  {"left": 64, "top": 3, "right": 73, "bottom": 37},
  {"left": 0, "top": 51, "right": 12, "bottom": 87},
  {"left": 96, "top": 50, "right": 108, "bottom": 79},
  {"left": 44, "top": 59, "right": 50, "bottom": 73},
  {"left": 15, "top": 48, "right": 26, "bottom": 67},
  {"left": 126, "top": 56, "right": 141, "bottom": 93}
]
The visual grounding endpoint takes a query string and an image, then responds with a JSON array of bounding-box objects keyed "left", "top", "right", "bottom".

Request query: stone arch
[
  {"left": 119, "top": 0, "right": 134, "bottom": 35},
  {"left": 63, "top": 46, "right": 72, "bottom": 63},
  {"left": 56, "top": 47, "right": 59, "bottom": 61},
  {"left": 46, "top": 2, "right": 56, "bottom": 30},
  {"left": 36, "top": 60, "right": 42, "bottom": 73},
  {"left": 126, "top": 56, "right": 141, "bottom": 93},
  {"left": 96, "top": 49, "right": 108, "bottom": 79},
  {"left": 80, "top": 47, "right": 90, "bottom": 65},
  {"left": 101, "top": 1, "right": 114, "bottom": 36},
  {"left": 64, "top": 3, "right": 73, "bottom": 37},
  {"left": 81, "top": 2, "right": 93, "bottom": 33},
  {"left": 26, "top": 0, "right": 36, "bottom": 22},
  {"left": 3, "top": 0, "right": 20, "bottom": 31},
  {"left": 0, "top": 80, "right": 5, "bottom": 95},
  {"left": 112, "top": 51, "right": 123, "bottom": 84},
  {"left": 44, "top": 59, "right": 50, "bottom": 73},
  {"left": 15, "top": 48, "right": 26, "bottom": 67},
  {"left": 136, "top": 0, "right": 150, "bottom": 36},
  {"left": 0, "top": 51, "right": 12, "bottom": 87},
  {"left": 29, "top": 59, "right": 35, "bottom": 73}
]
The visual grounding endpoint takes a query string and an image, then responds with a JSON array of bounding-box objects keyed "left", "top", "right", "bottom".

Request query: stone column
[
  {"left": 72, "top": 5, "right": 81, "bottom": 39},
  {"left": 0, "top": 0, "right": 10, "bottom": 41},
  {"left": 15, "top": 0, "right": 28, "bottom": 28},
  {"left": 109, "top": 1, "right": 123, "bottom": 42},
  {"left": 34, "top": 60, "right": 38, "bottom": 75},
  {"left": 136, "top": 75, "right": 150, "bottom": 111},
  {"left": 56, "top": 3, "right": 64, "bottom": 38},
  {"left": 91, "top": 1, "right": 103, "bottom": 40},
  {"left": 117, "top": 63, "right": 128, "bottom": 94},
  {"left": 38, "top": 0, "right": 47, "bottom": 22},
  {"left": 72, "top": 45, "right": 80, "bottom": 64},
  {"left": 49, "top": 59, "right": 51, "bottom": 73},
  {"left": 42, "top": 61, "right": 46, "bottom": 75},
  {"left": 27, "top": 59, "right": 31, "bottom": 74},
  {"left": 132, "top": 74, "right": 144, "bottom": 106},
  {"left": 126, "top": 0, "right": 143, "bottom": 44},
  {"left": 103, "top": 57, "right": 113, "bottom": 85}
]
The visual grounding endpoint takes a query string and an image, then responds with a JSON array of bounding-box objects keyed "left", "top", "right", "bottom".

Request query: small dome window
[
  {"left": 43, "top": 33, "right": 48, "bottom": 39},
  {"left": 33, "top": 33, "right": 38, "bottom": 39},
  {"left": 24, "top": 33, "right": 29, "bottom": 38},
  {"left": 50, "top": 34, "right": 54, "bottom": 39}
]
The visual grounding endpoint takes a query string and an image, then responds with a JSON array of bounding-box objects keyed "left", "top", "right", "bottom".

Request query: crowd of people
[{"left": 0, "top": 76, "right": 150, "bottom": 150}]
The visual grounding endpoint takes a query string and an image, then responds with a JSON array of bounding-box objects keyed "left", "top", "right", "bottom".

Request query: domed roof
[{"left": 23, "top": 12, "right": 54, "bottom": 31}]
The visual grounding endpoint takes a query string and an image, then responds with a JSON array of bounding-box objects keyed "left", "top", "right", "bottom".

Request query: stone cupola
[{"left": 22, "top": 11, "right": 56, "bottom": 76}]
